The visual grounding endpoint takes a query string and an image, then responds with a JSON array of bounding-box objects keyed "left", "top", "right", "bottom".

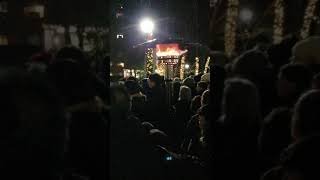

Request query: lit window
[
  {"left": 0, "top": 1, "right": 8, "bottom": 13},
  {"left": 0, "top": 35, "right": 8, "bottom": 45},
  {"left": 117, "top": 34, "right": 124, "bottom": 39},
  {"left": 24, "top": 4, "right": 45, "bottom": 18}
]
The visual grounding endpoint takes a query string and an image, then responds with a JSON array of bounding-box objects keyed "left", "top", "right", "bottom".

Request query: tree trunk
[
  {"left": 64, "top": 25, "right": 71, "bottom": 45},
  {"left": 77, "top": 26, "right": 84, "bottom": 50}
]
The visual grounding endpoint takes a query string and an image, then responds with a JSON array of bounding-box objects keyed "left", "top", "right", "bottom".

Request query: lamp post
[
  {"left": 239, "top": 8, "right": 253, "bottom": 24},
  {"left": 140, "top": 18, "right": 155, "bottom": 77},
  {"left": 239, "top": 8, "right": 254, "bottom": 51}
]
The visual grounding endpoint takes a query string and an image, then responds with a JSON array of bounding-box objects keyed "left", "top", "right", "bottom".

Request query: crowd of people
[
  {"left": 111, "top": 35, "right": 320, "bottom": 180},
  {"left": 0, "top": 46, "right": 108, "bottom": 180},
  {"left": 2, "top": 34, "right": 320, "bottom": 180}
]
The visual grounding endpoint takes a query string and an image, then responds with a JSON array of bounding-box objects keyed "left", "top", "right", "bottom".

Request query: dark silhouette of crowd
[
  {"left": 111, "top": 34, "right": 320, "bottom": 180},
  {"left": 0, "top": 45, "right": 107, "bottom": 180},
  {"left": 3, "top": 34, "right": 320, "bottom": 180}
]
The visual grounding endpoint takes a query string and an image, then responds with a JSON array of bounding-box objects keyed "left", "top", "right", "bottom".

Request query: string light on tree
[
  {"left": 180, "top": 56, "right": 186, "bottom": 80},
  {"left": 195, "top": 57, "right": 200, "bottom": 75},
  {"left": 145, "top": 48, "right": 154, "bottom": 76},
  {"left": 273, "top": 0, "right": 284, "bottom": 44},
  {"left": 155, "top": 62, "right": 165, "bottom": 76},
  {"left": 301, "top": 0, "right": 319, "bottom": 39},
  {"left": 204, "top": 56, "right": 211, "bottom": 73},
  {"left": 225, "top": 0, "right": 239, "bottom": 57}
]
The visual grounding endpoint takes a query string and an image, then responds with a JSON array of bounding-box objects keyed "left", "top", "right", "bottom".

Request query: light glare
[{"left": 140, "top": 18, "right": 154, "bottom": 34}]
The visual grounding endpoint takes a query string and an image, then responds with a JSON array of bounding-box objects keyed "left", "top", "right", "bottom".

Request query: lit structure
[
  {"left": 155, "top": 43, "right": 188, "bottom": 79},
  {"left": 195, "top": 57, "right": 200, "bottom": 75},
  {"left": 225, "top": 0, "right": 239, "bottom": 57},
  {"left": 301, "top": 0, "right": 319, "bottom": 39},
  {"left": 273, "top": 0, "right": 284, "bottom": 44}
]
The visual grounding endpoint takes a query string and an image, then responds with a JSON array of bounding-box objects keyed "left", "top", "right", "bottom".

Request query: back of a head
[
  {"left": 182, "top": 77, "right": 196, "bottom": 89},
  {"left": 292, "top": 90, "right": 320, "bottom": 140},
  {"left": 201, "top": 89, "right": 210, "bottom": 106},
  {"left": 232, "top": 49, "right": 270, "bottom": 81},
  {"left": 179, "top": 85, "right": 192, "bottom": 101},
  {"left": 201, "top": 73, "right": 210, "bottom": 83},
  {"left": 55, "top": 46, "right": 88, "bottom": 67},
  {"left": 124, "top": 80, "right": 141, "bottom": 95},
  {"left": 197, "top": 81, "right": 209, "bottom": 95},
  {"left": 279, "top": 63, "right": 312, "bottom": 94},
  {"left": 198, "top": 81, "right": 208, "bottom": 89},
  {"left": 259, "top": 107, "right": 292, "bottom": 159},
  {"left": 148, "top": 73, "right": 162, "bottom": 87},
  {"left": 281, "top": 136, "right": 320, "bottom": 180},
  {"left": 194, "top": 73, "right": 203, "bottom": 83},
  {"left": 173, "top": 80, "right": 181, "bottom": 91},
  {"left": 0, "top": 68, "right": 66, "bottom": 179},
  {"left": 223, "top": 78, "right": 261, "bottom": 126},
  {"left": 292, "top": 36, "right": 320, "bottom": 65}
]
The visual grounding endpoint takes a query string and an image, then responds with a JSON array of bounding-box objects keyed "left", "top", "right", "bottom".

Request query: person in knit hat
[
  {"left": 292, "top": 36, "right": 320, "bottom": 74},
  {"left": 201, "top": 73, "right": 210, "bottom": 83},
  {"left": 292, "top": 36, "right": 320, "bottom": 65}
]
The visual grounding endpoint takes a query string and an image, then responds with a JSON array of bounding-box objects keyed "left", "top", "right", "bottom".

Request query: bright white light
[
  {"left": 140, "top": 18, "right": 154, "bottom": 34},
  {"left": 117, "top": 34, "right": 124, "bottom": 39},
  {"left": 185, "top": 64, "right": 190, "bottom": 69},
  {"left": 240, "top": 8, "right": 253, "bottom": 23}
]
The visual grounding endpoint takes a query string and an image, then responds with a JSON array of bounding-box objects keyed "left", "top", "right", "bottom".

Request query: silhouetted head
[
  {"left": 125, "top": 80, "right": 141, "bottom": 95},
  {"left": 182, "top": 77, "right": 196, "bottom": 90},
  {"left": 292, "top": 90, "right": 320, "bottom": 140},
  {"left": 277, "top": 63, "right": 312, "bottom": 102},
  {"left": 55, "top": 46, "right": 88, "bottom": 68},
  {"left": 259, "top": 107, "right": 292, "bottom": 162},
  {"left": 232, "top": 49, "right": 270, "bottom": 82},
  {"left": 148, "top": 73, "right": 162, "bottom": 88},
  {"left": 179, "top": 85, "right": 192, "bottom": 101},
  {"left": 223, "top": 78, "right": 261, "bottom": 126},
  {"left": 196, "top": 81, "right": 208, "bottom": 95}
]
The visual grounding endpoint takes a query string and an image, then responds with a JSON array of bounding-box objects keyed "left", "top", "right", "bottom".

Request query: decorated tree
[
  {"left": 301, "top": 0, "right": 319, "bottom": 39},
  {"left": 224, "top": 0, "right": 239, "bottom": 57},
  {"left": 273, "top": 0, "right": 285, "bottom": 44}
]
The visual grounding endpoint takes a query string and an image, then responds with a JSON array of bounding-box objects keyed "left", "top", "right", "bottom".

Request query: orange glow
[{"left": 156, "top": 44, "right": 187, "bottom": 57}]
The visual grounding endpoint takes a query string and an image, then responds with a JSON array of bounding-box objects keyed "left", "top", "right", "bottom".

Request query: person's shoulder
[
  {"left": 261, "top": 166, "right": 284, "bottom": 180},
  {"left": 128, "top": 115, "right": 142, "bottom": 124}
]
